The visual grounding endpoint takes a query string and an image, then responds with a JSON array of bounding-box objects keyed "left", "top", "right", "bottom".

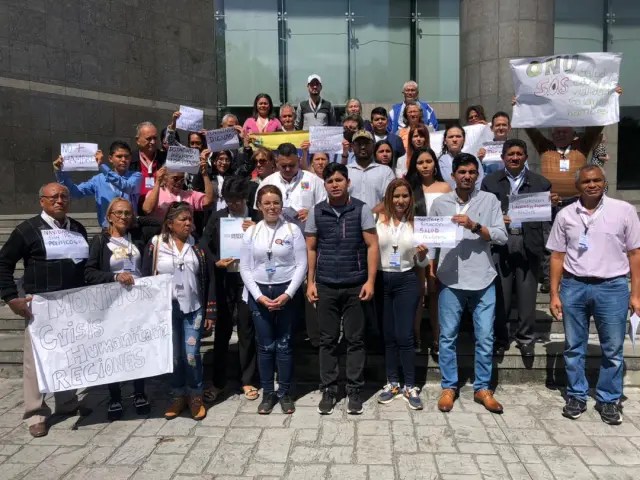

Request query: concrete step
[{"left": 0, "top": 213, "right": 101, "bottom": 229}]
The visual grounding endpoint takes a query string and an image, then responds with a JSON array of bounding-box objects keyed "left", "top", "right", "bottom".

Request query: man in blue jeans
[
  {"left": 547, "top": 165, "right": 640, "bottom": 425},
  {"left": 429, "top": 153, "right": 507, "bottom": 413}
]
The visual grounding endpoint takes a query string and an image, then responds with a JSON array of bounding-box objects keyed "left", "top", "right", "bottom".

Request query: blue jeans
[
  {"left": 560, "top": 275, "right": 629, "bottom": 403},
  {"left": 248, "top": 282, "right": 298, "bottom": 396},
  {"left": 171, "top": 301, "right": 204, "bottom": 397},
  {"left": 439, "top": 284, "right": 496, "bottom": 391},
  {"left": 382, "top": 270, "right": 420, "bottom": 388}
]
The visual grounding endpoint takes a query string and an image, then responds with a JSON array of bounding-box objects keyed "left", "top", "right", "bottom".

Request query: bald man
[{"left": 0, "top": 183, "right": 89, "bottom": 437}]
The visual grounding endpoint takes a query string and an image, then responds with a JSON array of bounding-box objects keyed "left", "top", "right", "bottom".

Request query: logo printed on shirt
[
  {"left": 275, "top": 237, "right": 292, "bottom": 246},
  {"left": 301, "top": 181, "right": 310, "bottom": 191}
]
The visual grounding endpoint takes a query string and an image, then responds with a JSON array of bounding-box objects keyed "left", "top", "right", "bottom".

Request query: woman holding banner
[
  {"left": 239, "top": 185, "right": 307, "bottom": 415},
  {"left": 142, "top": 202, "right": 217, "bottom": 421},
  {"left": 85, "top": 197, "right": 155, "bottom": 421},
  {"left": 375, "top": 179, "right": 429, "bottom": 410},
  {"left": 243, "top": 93, "right": 282, "bottom": 134},
  {"left": 406, "top": 147, "right": 451, "bottom": 354}
]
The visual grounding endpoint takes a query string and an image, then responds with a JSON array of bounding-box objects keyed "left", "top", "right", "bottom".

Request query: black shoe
[
  {"left": 257, "top": 392, "right": 279, "bottom": 415},
  {"left": 540, "top": 281, "right": 550, "bottom": 294},
  {"left": 595, "top": 402, "right": 623, "bottom": 425},
  {"left": 347, "top": 391, "right": 364, "bottom": 415},
  {"left": 493, "top": 342, "right": 508, "bottom": 356},
  {"left": 134, "top": 393, "right": 151, "bottom": 415},
  {"left": 107, "top": 399, "right": 124, "bottom": 422},
  {"left": 516, "top": 342, "right": 535, "bottom": 357},
  {"left": 317, "top": 390, "right": 337, "bottom": 415},
  {"left": 279, "top": 394, "right": 296, "bottom": 414},
  {"left": 562, "top": 396, "right": 587, "bottom": 420}
]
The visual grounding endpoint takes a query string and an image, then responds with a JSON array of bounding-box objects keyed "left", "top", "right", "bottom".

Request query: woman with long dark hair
[
  {"left": 243, "top": 93, "right": 282, "bottom": 134},
  {"left": 374, "top": 140, "right": 397, "bottom": 172}
]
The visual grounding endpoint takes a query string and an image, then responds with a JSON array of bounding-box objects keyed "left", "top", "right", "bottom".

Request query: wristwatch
[{"left": 471, "top": 223, "right": 482, "bottom": 234}]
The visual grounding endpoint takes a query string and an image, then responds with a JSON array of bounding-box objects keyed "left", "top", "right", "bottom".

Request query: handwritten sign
[
  {"left": 176, "top": 105, "right": 204, "bottom": 131},
  {"left": 205, "top": 128, "right": 240, "bottom": 152},
  {"left": 29, "top": 275, "right": 173, "bottom": 393},
  {"left": 482, "top": 141, "right": 504, "bottom": 165},
  {"left": 41, "top": 229, "right": 89, "bottom": 262},
  {"left": 511, "top": 52, "right": 621, "bottom": 128},
  {"left": 309, "top": 126, "right": 344, "bottom": 154},
  {"left": 60, "top": 143, "right": 98, "bottom": 172},
  {"left": 165, "top": 146, "right": 200, "bottom": 174},
  {"left": 219, "top": 218, "right": 244, "bottom": 260},
  {"left": 424, "top": 124, "right": 491, "bottom": 159},
  {"left": 413, "top": 216, "right": 458, "bottom": 249},
  {"left": 508, "top": 192, "right": 552, "bottom": 223}
]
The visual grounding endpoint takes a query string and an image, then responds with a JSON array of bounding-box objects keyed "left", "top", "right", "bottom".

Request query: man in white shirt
[{"left": 257, "top": 143, "right": 326, "bottom": 227}]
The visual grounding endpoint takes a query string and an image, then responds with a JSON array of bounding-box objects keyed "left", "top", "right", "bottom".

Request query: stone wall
[{"left": 0, "top": 0, "right": 217, "bottom": 214}]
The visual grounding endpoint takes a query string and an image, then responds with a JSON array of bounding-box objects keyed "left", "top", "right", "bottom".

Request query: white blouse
[
  {"left": 153, "top": 235, "right": 201, "bottom": 313},
  {"left": 376, "top": 220, "right": 430, "bottom": 273},
  {"left": 239, "top": 220, "right": 308, "bottom": 301},
  {"left": 108, "top": 234, "right": 142, "bottom": 277}
]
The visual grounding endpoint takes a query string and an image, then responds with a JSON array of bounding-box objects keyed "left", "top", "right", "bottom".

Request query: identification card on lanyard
[
  {"left": 145, "top": 177, "right": 155, "bottom": 189},
  {"left": 263, "top": 220, "right": 281, "bottom": 275},
  {"left": 578, "top": 201, "right": 604, "bottom": 251},
  {"left": 558, "top": 146, "right": 571, "bottom": 172},
  {"left": 389, "top": 221, "right": 406, "bottom": 267}
]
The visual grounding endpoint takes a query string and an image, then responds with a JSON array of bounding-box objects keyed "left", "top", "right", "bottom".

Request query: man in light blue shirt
[
  {"left": 54, "top": 141, "right": 142, "bottom": 227},
  {"left": 429, "top": 153, "right": 507, "bottom": 415}
]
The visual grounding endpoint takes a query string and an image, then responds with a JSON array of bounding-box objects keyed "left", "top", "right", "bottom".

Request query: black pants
[
  {"left": 108, "top": 379, "right": 145, "bottom": 401},
  {"left": 494, "top": 235, "right": 540, "bottom": 346},
  {"left": 212, "top": 272, "right": 257, "bottom": 388},
  {"left": 317, "top": 283, "right": 367, "bottom": 394}
]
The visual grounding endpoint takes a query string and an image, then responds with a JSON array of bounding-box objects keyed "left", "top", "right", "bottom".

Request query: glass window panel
[
  {"left": 286, "top": 1, "right": 349, "bottom": 106},
  {"left": 417, "top": 0, "right": 460, "bottom": 102},
  {"left": 222, "top": 0, "right": 280, "bottom": 107},
  {"left": 554, "top": 0, "right": 604, "bottom": 54},
  {"left": 610, "top": 1, "right": 640, "bottom": 107},
  {"left": 350, "top": 1, "right": 412, "bottom": 104}
]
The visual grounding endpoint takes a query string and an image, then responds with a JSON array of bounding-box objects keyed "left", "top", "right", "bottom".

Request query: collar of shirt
[
  {"left": 349, "top": 160, "right": 377, "bottom": 171},
  {"left": 576, "top": 194, "right": 606, "bottom": 215},
  {"left": 454, "top": 189, "right": 477, "bottom": 206},
  {"left": 40, "top": 211, "right": 70, "bottom": 230},
  {"left": 505, "top": 167, "right": 527, "bottom": 194},
  {"left": 279, "top": 170, "right": 302, "bottom": 185},
  {"left": 139, "top": 150, "right": 157, "bottom": 174},
  {"left": 229, "top": 206, "right": 249, "bottom": 218}
]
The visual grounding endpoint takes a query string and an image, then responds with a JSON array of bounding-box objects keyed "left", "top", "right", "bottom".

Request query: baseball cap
[
  {"left": 352, "top": 130, "right": 374, "bottom": 143},
  {"left": 307, "top": 74, "right": 322, "bottom": 84}
]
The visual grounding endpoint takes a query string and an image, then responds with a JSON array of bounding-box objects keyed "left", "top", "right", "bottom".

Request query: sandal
[
  {"left": 203, "top": 386, "right": 223, "bottom": 404},
  {"left": 243, "top": 386, "right": 260, "bottom": 401}
]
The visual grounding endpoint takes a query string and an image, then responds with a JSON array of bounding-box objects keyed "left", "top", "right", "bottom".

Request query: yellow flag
[{"left": 249, "top": 131, "right": 309, "bottom": 150}]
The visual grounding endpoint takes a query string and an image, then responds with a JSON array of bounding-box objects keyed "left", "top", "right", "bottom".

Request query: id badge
[
  {"left": 579, "top": 233, "right": 589, "bottom": 250},
  {"left": 559, "top": 159, "right": 570, "bottom": 172},
  {"left": 123, "top": 257, "right": 136, "bottom": 273},
  {"left": 389, "top": 252, "right": 401, "bottom": 267},
  {"left": 265, "top": 259, "right": 276, "bottom": 274},
  {"left": 145, "top": 177, "right": 155, "bottom": 189}
]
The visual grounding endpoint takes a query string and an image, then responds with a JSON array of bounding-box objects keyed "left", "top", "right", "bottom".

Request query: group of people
[{"left": 0, "top": 74, "right": 637, "bottom": 439}]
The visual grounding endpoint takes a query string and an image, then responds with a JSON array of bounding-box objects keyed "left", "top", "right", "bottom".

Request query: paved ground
[{"left": 0, "top": 378, "right": 639, "bottom": 479}]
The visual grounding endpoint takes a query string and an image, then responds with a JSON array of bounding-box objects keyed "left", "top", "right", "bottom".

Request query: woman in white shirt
[
  {"left": 375, "top": 178, "right": 429, "bottom": 410},
  {"left": 142, "top": 202, "right": 216, "bottom": 422},
  {"left": 240, "top": 185, "right": 307, "bottom": 415},
  {"left": 406, "top": 147, "right": 452, "bottom": 354}
]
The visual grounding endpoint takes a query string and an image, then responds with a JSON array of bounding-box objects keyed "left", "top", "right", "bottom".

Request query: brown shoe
[
  {"left": 29, "top": 422, "right": 48, "bottom": 438},
  {"left": 474, "top": 390, "right": 503, "bottom": 414},
  {"left": 189, "top": 395, "right": 207, "bottom": 421},
  {"left": 437, "top": 388, "right": 456, "bottom": 412},
  {"left": 164, "top": 396, "right": 187, "bottom": 420}
]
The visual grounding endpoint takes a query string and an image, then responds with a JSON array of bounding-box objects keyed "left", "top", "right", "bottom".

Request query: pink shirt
[
  {"left": 243, "top": 117, "right": 282, "bottom": 134},
  {"left": 546, "top": 195, "right": 640, "bottom": 278},
  {"left": 152, "top": 188, "right": 207, "bottom": 219}
]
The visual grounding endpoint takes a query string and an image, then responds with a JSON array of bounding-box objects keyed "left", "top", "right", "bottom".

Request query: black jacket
[
  {"left": 0, "top": 215, "right": 87, "bottom": 301},
  {"left": 480, "top": 169, "right": 551, "bottom": 259},
  {"left": 199, "top": 206, "right": 261, "bottom": 264},
  {"left": 84, "top": 218, "right": 160, "bottom": 285}
]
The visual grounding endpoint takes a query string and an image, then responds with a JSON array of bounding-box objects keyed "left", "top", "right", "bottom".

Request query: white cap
[{"left": 307, "top": 74, "right": 322, "bottom": 84}]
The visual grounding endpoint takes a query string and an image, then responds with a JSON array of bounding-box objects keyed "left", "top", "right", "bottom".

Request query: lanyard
[
  {"left": 170, "top": 237, "right": 192, "bottom": 271},
  {"left": 140, "top": 158, "right": 154, "bottom": 175},
  {"left": 506, "top": 169, "right": 526, "bottom": 195},
  {"left": 456, "top": 201, "right": 472, "bottom": 215},
  {"left": 309, "top": 97, "right": 323, "bottom": 119},
  {"left": 255, "top": 220, "right": 282, "bottom": 261},
  {"left": 557, "top": 145, "right": 571, "bottom": 159},
  {"left": 390, "top": 219, "right": 407, "bottom": 252},
  {"left": 578, "top": 199, "right": 604, "bottom": 234},
  {"left": 282, "top": 171, "right": 302, "bottom": 203}
]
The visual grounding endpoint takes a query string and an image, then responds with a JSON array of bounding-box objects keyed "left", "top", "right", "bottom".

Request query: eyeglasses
[
  {"left": 110, "top": 210, "right": 133, "bottom": 218},
  {"left": 40, "top": 194, "right": 69, "bottom": 202}
]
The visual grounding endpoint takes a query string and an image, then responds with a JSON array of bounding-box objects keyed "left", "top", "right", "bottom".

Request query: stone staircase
[{"left": 0, "top": 213, "right": 638, "bottom": 386}]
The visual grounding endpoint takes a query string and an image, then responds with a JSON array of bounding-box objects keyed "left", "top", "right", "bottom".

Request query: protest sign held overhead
[
  {"left": 205, "top": 128, "right": 240, "bottom": 152},
  {"left": 176, "top": 105, "right": 204, "bottom": 131},
  {"left": 60, "top": 143, "right": 99, "bottom": 172},
  {"left": 165, "top": 146, "right": 201, "bottom": 174},
  {"left": 309, "top": 126, "right": 344, "bottom": 154},
  {"left": 28, "top": 275, "right": 174, "bottom": 393},
  {"left": 511, "top": 52, "right": 621, "bottom": 128}
]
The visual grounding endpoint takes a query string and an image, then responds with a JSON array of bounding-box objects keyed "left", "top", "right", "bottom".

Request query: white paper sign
[
  {"left": 482, "top": 141, "right": 505, "bottom": 164},
  {"left": 219, "top": 217, "right": 244, "bottom": 260},
  {"left": 165, "top": 146, "right": 201, "bottom": 174},
  {"left": 413, "top": 216, "right": 459, "bottom": 249},
  {"left": 309, "top": 126, "right": 344, "bottom": 154},
  {"left": 60, "top": 143, "right": 99, "bottom": 172},
  {"left": 508, "top": 192, "right": 552, "bottom": 223},
  {"left": 510, "top": 52, "right": 621, "bottom": 128},
  {"left": 425, "top": 124, "right": 491, "bottom": 160},
  {"left": 176, "top": 105, "right": 204, "bottom": 131},
  {"left": 28, "top": 275, "right": 173, "bottom": 393},
  {"left": 630, "top": 313, "right": 640, "bottom": 350},
  {"left": 41, "top": 229, "right": 89, "bottom": 261},
  {"left": 205, "top": 128, "right": 240, "bottom": 152}
]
